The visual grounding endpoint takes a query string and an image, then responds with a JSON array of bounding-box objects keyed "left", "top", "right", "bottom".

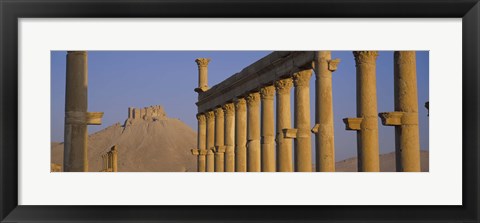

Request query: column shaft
[
  {"left": 314, "top": 51, "right": 337, "bottom": 172},
  {"left": 247, "top": 92, "right": 261, "bottom": 172},
  {"left": 235, "top": 98, "right": 247, "bottom": 172},
  {"left": 205, "top": 111, "right": 215, "bottom": 172},
  {"left": 223, "top": 103, "right": 236, "bottom": 172},
  {"left": 394, "top": 51, "right": 421, "bottom": 171},
  {"left": 64, "top": 51, "right": 89, "bottom": 172},
  {"left": 111, "top": 146, "right": 118, "bottom": 172},
  {"left": 195, "top": 58, "right": 210, "bottom": 92},
  {"left": 214, "top": 107, "right": 225, "bottom": 172},
  {"left": 275, "top": 78, "right": 294, "bottom": 172},
  {"left": 260, "top": 86, "right": 276, "bottom": 172},
  {"left": 197, "top": 113, "right": 207, "bottom": 172},
  {"left": 293, "top": 70, "right": 313, "bottom": 172},
  {"left": 354, "top": 51, "right": 380, "bottom": 172}
]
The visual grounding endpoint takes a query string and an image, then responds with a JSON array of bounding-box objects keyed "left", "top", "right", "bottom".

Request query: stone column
[
  {"left": 379, "top": 51, "right": 420, "bottom": 172},
  {"left": 214, "top": 107, "right": 225, "bottom": 172},
  {"left": 205, "top": 110, "right": 215, "bottom": 172},
  {"left": 235, "top": 98, "right": 247, "bottom": 172},
  {"left": 344, "top": 51, "right": 380, "bottom": 172},
  {"left": 64, "top": 51, "right": 103, "bottom": 172},
  {"left": 260, "top": 85, "right": 276, "bottom": 172},
  {"left": 293, "top": 70, "right": 313, "bottom": 172},
  {"left": 313, "top": 51, "right": 340, "bottom": 172},
  {"left": 196, "top": 113, "right": 207, "bottom": 172},
  {"left": 111, "top": 145, "right": 118, "bottom": 172},
  {"left": 246, "top": 92, "right": 261, "bottom": 172},
  {"left": 194, "top": 58, "right": 210, "bottom": 93},
  {"left": 275, "top": 78, "right": 294, "bottom": 172},
  {"left": 223, "top": 103, "right": 236, "bottom": 172}
]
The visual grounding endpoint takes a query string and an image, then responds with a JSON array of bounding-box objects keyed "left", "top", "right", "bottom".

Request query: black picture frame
[{"left": 1, "top": 0, "right": 479, "bottom": 222}]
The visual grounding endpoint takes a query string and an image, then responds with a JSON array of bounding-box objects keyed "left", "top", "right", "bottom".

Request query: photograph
[{"left": 50, "top": 50, "right": 429, "bottom": 173}]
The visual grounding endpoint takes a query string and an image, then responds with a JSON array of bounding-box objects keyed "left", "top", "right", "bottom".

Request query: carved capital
[
  {"left": 222, "top": 103, "right": 235, "bottom": 116},
  {"left": 353, "top": 51, "right": 378, "bottom": 66},
  {"left": 214, "top": 107, "right": 224, "bottom": 118},
  {"left": 196, "top": 113, "right": 206, "bottom": 124},
  {"left": 260, "top": 85, "right": 275, "bottom": 100},
  {"left": 246, "top": 92, "right": 260, "bottom": 106},
  {"left": 235, "top": 98, "right": 247, "bottom": 112},
  {"left": 293, "top": 70, "right": 313, "bottom": 87},
  {"left": 275, "top": 78, "right": 293, "bottom": 95},
  {"left": 205, "top": 111, "right": 215, "bottom": 121},
  {"left": 195, "top": 58, "right": 211, "bottom": 67}
]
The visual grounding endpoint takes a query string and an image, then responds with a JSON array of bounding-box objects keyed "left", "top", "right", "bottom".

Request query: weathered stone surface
[
  {"left": 293, "top": 70, "right": 313, "bottom": 172},
  {"left": 223, "top": 103, "right": 235, "bottom": 172},
  {"left": 314, "top": 51, "right": 338, "bottom": 172},
  {"left": 235, "top": 98, "right": 247, "bottom": 172},
  {"left": 260, "top": 85, "right": 275, "bottom": 172},
  {"left": 275, "top": 78, "right": 294, "bottom": 172},
  {"left": 246, "top": 92, "right": 261, "bottom": 172}
]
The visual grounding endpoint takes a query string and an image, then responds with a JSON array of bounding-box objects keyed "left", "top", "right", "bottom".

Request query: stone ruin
[{"left": 127, "top": 105, "right": 167, "bottom": 122}]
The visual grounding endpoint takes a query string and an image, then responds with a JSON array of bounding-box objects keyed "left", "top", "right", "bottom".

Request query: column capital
[
  {"left": 195, "top": 58, "right": 211, "bottom": 67},
  {"left": 353, "top": 51, "right": 378, "bottom": 65},
  {"left": 205, "top": 110, "right": 215, "bottom": 120},
  {"left": 222, "top": 103, "right": 235, "bottom": 115},
  {"left": 235, "top": 98, "right": 247, "bottom": 112},
  {"left": 246, "top": 92, "right": 260, "bottom": 106},
  {"left": 260, "top": 85, "right": 275, "bottom": 100},
  {"left": 275, "top": 78, "right": 293, "bottom": 95},
  {"left": 196, "top": 113, "right": 206, "bottom": 123},
  {"left": 293, "top": 70, "right": 313, "bottom": 87},
  {"left": 214, "top": 107, "right": 224, "bottom": 118}
]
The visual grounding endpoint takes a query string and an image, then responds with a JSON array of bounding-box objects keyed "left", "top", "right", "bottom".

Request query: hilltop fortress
[{"left": 127, "top": 105, "right": 167, "bottom": 121}]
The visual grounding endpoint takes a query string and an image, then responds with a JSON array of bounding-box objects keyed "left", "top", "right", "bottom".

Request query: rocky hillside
[{"left": 51, "top": 105, "right": 197, "bottom": 172}]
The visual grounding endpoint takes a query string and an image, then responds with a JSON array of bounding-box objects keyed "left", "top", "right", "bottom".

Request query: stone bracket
[
  {"left": 191, "top": 149, "right": 199, "bottom": 155},
  {"left": 282, "top": 128, "right": 298, "bottom": 139},
  {"left": 378, "top": 112, "right": 405, "bottom": 126},
  {"left": 379, "top": 111, "right": 418, "bottom": 126},
  {"left": 311, "top": 123, "right": 320, "bottom": 133},
  {"left": 328, "top": 58, "right": 341, "bottom": 72},
  {"left": 214, "top": 146, "right": 226, "bottom": 154},
  {"left": 343, "top": 118, "right": 363, "bottom": 131},
  {"left": 66, "top": 111, "right": 104, "bottom": 125}
]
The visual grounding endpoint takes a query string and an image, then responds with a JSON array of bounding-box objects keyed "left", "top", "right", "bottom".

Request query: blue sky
[{"left": 51, "top": 51, "right": 429, "bottom": 161}]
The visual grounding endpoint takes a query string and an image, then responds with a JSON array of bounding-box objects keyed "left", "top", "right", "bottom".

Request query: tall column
[
  {"left": 344, "top": 51, "right": 380, "bottom": 172},
  {"left": 235, "top": 98, "right": 247, "bottom": 172},
  {"left": 260, "top": 85, "right": 276, "bottom": 172},
  {"left": 293, "top": 70, "right": 313, "bottom": 172},
  {"left": 379, "top": 51, "right": 420, "bottom": 172},
  {"left": 313, "top": 51, "right": 339, "bottom": 172},
  {"left": 194, "top": 58, "right": 210, "bottom": 93},
  {"left": 205, "top": 110, "right": 215, "bottom": 172},
  {"left": 64, "top": 51, "right": 103, "bottom": 172},
  {"left": 246, "top": 92, "right": 261, "bottom": 172},
  {"left": 223, "top": 103, "right": 236, "bottom": 172},
  {"left": 196, "top": 113, "right": 207, "bottom": 172},
  {"left": 214, "top": 107, "right": 225, "bottom": 172},
  {"left": 275, "top": 78, "right": 294, "bottom": 172}
]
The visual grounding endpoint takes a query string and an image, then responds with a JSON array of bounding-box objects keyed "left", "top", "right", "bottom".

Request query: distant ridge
[{"left": 51, "top": 105, "right": 197, "bottom": 172}]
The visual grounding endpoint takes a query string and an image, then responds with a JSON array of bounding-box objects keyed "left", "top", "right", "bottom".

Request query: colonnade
[
  {"left": 192, "top": 51, "right": 422, "bottom": 172},
  {"left": 101, "top": 145, "right": 118, "bottom": 172}
]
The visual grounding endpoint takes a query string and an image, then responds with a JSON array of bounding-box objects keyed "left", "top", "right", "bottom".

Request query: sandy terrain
[{"left": 51, "top": 117, "right": 197, "bottom": 172}]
